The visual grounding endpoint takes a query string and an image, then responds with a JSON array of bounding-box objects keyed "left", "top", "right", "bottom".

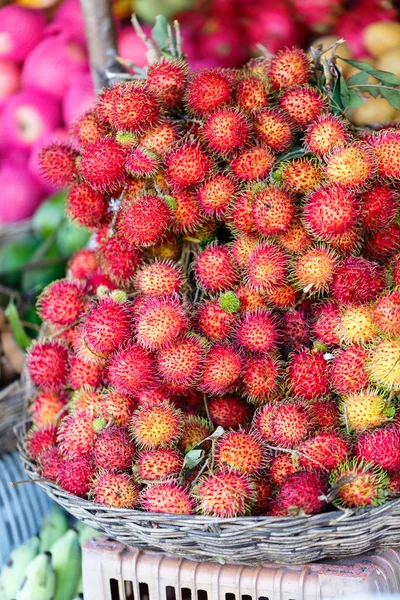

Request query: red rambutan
[
  {"left": 228, "top": 191, "right": 257, "bottom": 236},
  {"left": 208, "top": 395, "right": 252, "bottom": 430},
  {"left": 194, "top": 471, "right": 255, "bottom": 517},
  {"left": 216, "top": 430, "right": 265, "bottom": 475},
  {"left": 365, "top": 223, "right": 400, "bottom": 262},
  {"left": 37, "top": 279, "right": 85, "bottom": 328},
  {"left": 312, "top": 301, "right": 341, "bottom": 346},
  {"left": 277, "top": 158, "right": 324, "bottom": 195},
  {"left": 298, "top": 432, "right": 349, "bottom": 470},
  {"left": 373, "top": 290, "right": 400, "bottom": 336},
  {"left": 80, "top": 138, "right": 127, "bottom": 192},
  {"left": 136, "top": 261, "right": 182, "bottom": 297},
  {"left": 281, "top": 308, "right": 311, "bottom": 354},
  {"left": 106, "top": 343, "right": 155, "bottom": 395},
  {"left": 241, "top": 354, "right": 280, "bottom": 403},
  {"left": 253, "top": 108, "right": 294, "bottom": 152},
  {"left": 303, "top": 185, "right": 359, "bottom": 242},
  {"left": 69, "top": 249, "right": 98, "bottom": 282},
  {"left": 147, "top": 58, "right": 188, "bottom": 108},
  {"left": 58, "top": 410, "right": 104, "bottom": 458},
  {"left": 279, "top": 85, "right": 325, "bottom": 127},
  {"left": 38, "top": 142, "right": 77, "bottom": 187},
  {"left": 67, "top": 183, "right": 109, "bottom": 229},
  {"left": 98, "top": 390, "right": 136, "bottom": 426},
  {"left": 271, "top": 401, "right": 315, "bottom": 448},
  {"left": 73, "top": 109, "right": 110, "bottom": 146},
  {"left": 265, "top": 284, "right": 297, "bottom": 309},
  {"left": 304, "top": 113, "right": 349, "bottom": 156},
  {"left": 125, "top": 146, "right": 160, "bottom": 178},
  {"left": 136, "top": 448, "right": 183, "bottom": 482},
  {"left": 235, "top": 285, "right": 266, "bottom": 312},
  {"left": 194, "top": 244, "right": 237, "bottom": 294},
  {"left": 235, "top": 74, "right": 269, "bottom": 111},
  {"left": 69, "top": 355, "right": 103, "bottom": 390},
  {"left": 331, "top": 345, "right": 369, "bottom": 394},
  {"left": 253, "top": 402, "right": 277, "bottom": 441},
  {"left": 57, "top": 455, "right": 94, "bottom": 497},
  {"left": 90, "top": 471, "right": 139, "bottom": 508},
  {"left": 25, "top": 425, "right": 58, "bottom": 461},
  {"left": 165, "top": 142, "right": 212, "bottom": 190},
  {"left": 135, "top": 295, "right": 188, "bottom": 350},
  {"left": 288, "top": 349, "right": 330, "bottom": 400},
  {"left": 268, "top": 47, "right": 310, "bottom": 89},
  {"left": 202, "top": 107, "right": 251, "bottom": 155},
  {"left": 278, "top": 470, "right": 327, "bottom": 516},
  {"left": 98, "top": 235, "right": 143, "bottom": 287},
  {"left": 37, "top": 446, "right": 64, "bottom": 481},
  {"left": 270, "top": 454, "right": 298, "bottom": 486},
  {"left": 246, "top": 243, "right": 289, "bottom": 291},
  {"left": 332, "top": 256, "right": 385, "bottom": 305},
  {"left": 252, "top": 184, "right": 295, "bottom": 236},
  {"left": 31, "top": 391, "right": 67, "bottom": 426},
  {"left": 198, "top": 344, "right": 242, "bottom": 395},
  {"left": 355, "top": 425, "right": 400, "bottom": 471},
  {"left": 141, "top": 482, "right": 194, "bottom": 514},
  {"left": 140, "top": 119, "right": 178, "bottom": 156},
  {"left": 170, "top": 189, "right": 202, "bottom": 233},
  {"left": 230, "top": 145, "right": 276, "bottom": 181},
  {"left": 98, "top": 81, "right": 161, "bottom": 133},
  {"left": 130, "top": 401, "right": 182, "bottom": 449},
  {"left": 361, "top": 184, "right": 398, "bottom": 232},
  {"left": 178, "top": 415, "right": 213, "bottom": 454},
  {"left": 83, "top": 296, "right": 132, "bottom": 357},
  {"left": 93, "top": 425, "right": 135, "bottom": 471},
  {"left": 310, "top": 398, "right": 339, "bottom": 431},
  {"left": 27, "top": 340, "right": 69, "bottom": 391},
  {"left": 366, "top": 129, "right": 400, "bottom": 179},
  {"left": 185, "top": 68, "right": 233, "bottom": 114},
  {"left": 235, "top": 308, "right": 279, "bottom": 353},
  {"left": 157, "top": 334, "right": 206, "bottom": 388},
  {"left": 278, "top": 219, "right": 312, "bottom": 254},
  {"left": 197, "top": 174, "right": 236, "bottom": 219},
  {"left": 116, "top": 194, "right": 171, "bottom": 248},
  {"left": 195, "top": 298, "right": 237, "bottom": 342}
]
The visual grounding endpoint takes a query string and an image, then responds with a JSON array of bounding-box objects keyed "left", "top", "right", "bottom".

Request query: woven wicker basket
[
  {"left": 0, "top": 375, "right": 32, "bottom": 455},
  {"left": 15, "top": 419, "right": 400, "bottom": 565}
]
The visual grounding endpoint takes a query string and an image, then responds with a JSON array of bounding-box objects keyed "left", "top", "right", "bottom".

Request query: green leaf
[
  {"left": 5, "top": 298, "right": 32, "bottom": 350},
  {"left": 339, "top": 77, "right": 350, "bottom": 109},
  {"left": 347, "top": 89, "right": 365, "bottom": 108},
  {"left": 379, "top": 87, "right": 400, "bottom": 110},
  {"left": 337, "top": 57, "right": 400, "bottom": 86},
  {"left": 346, "top": 71, "right": 369, "bottom": 87},
  {"left": 330, "top": 76, "right": 344, "bottom": 115},
  {"left": 151, "top": 15, "right": 170, "bottom": 50},
  {"left": 183, "top": 448, "right": 204, "bottom": 471}
]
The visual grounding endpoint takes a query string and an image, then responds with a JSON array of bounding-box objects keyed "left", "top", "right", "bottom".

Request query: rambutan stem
[
  {"left": 265, "top": 444, "right": 329, "bottom": 473},
  {"left": 131, "top": 14, "right": 160, "bottom": 65},
  {"left": 10, "top": 478, "right": 51, "bottom": 487}
]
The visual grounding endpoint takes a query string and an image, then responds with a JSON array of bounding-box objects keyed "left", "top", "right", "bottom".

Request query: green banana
[
  {"left": 50, "top": 529, "right": 81, "bottom": 600},
  {"left": 0, "top": 536, "right": 40, "bottom": 600},
  {"left": 39, "top": 505, "right": 68, "bottom": 553},
  {"left": 74, "top": 574, "right": 83, "bottom": 597},
  {"left": 76, "top": 522, "right": 102, "bottom": 546},
  {"left": 16, "top": 552, "right": 56, "bottom": 600}
]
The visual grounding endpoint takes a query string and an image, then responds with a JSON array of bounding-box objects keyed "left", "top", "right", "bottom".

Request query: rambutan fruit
[
  {"left": 339, "top": 304, "right": 377, "bottom": 345},
  {"left": 136, "top": 386, "right": 170, "bottom": 408},
  {"left": 147, "top": 58, "right": 188, "bottom": 108},
  {"left": 93, "top": 425, "right": 135, "bottom": 471},
  {"left": 324, "top": 143, "right": 377, "bottom": 188},
  {"left": 331, "top": 345, "right": 369, "bottom": 394},
  {"left": 235, "top": 308, "right": 279, "bottom": 353},
  {"left": 298, "top": 433, "right": 349, "bottom": 471},
  {"left": 98, "top": 390, "right": 135, "bottom": 426},
  {"left": 69, "top": 249, "right": 98, "bottom": 282},
  {"left": 235, "top": 285, "right": 266, "bottom": 312},
  {"left": 129, "top": 401, "right": 182, "bottom": 449},
  {"left": 388, "top": 473, "right": 400, "bottom": 494},
  {"left": 106, "top": 343, "right": 155, "bottom": 396},
  {"left": 241, "top": 354, "right": 280, "bottom": 403},
  {"left": 67, "top": 183, "right": 109, "bottom": 229},
  {"left": 178, "top": 415, "right": 213, "bottom": 454},
  {"left": 70, "top": 388, "right": 103, "bottom": 414},
  {"left": 58, "top": 410, "right": 105, "bottom": 458},
  {"left": 83, "top": 296, "right": 132, "bottom": 357},
  {"left": 165, "top": 142, "right": 212, "bottom": 190},
  {"left": 116, "top": 194, "right": 171, "bottom": 248},
  {"left": 73, "top": 110, "right": 110, "bottom": 146},
  {"left": 98, "top": 235, "right": 143, "bottom": 287},
  {"left": 27, "top": 340, "right": 69, "bottom": 391},
  {"left": 216, "top": 430, "right": 265, "bottom": 475},
  {"left": 392, "top": 255, "right": 400, "bottom": 287},
  {"left": 304, "top": 113, "right": 349, "bottom": 157},
  {"left": 140, "top": 120, "right": 179, "bottom": 156},
  {"left": 147, "top": 234, "right": 183, "bottom": 262},
  {"left": 195, "top": 298, "right": 237, "bottom": 342},
  {"left": 361, "top": 184, "right": 398, "bottom": 232},
  {"left": 279, "top": 85, "right": 325, "bottom": 127},
  {"left": 202, "top": 107, "right": 251, "bottom": 155},
  {"left": 197, "top": 174, "right": 236, "bottom": 219},
  {"left": 265, "top": 284, "right": 297, "bottom": 310},
  {"left": 252, "top": 184, "right": 294, "bottom": 236},
  {"left": 303, "top": 185, "right": 359, "bottom": 242},
  {"left": 136, "top": 448, "right": 183, "bottom": 482},
  {"left": 68, "top": 356, "right": 103, "bottom": 390},
  {"left": 278, "top": 470, "right": 327, "bottom": 516},
  {"left": 135, "top": 295, "right": 189, "bottom": 350},
  {"left": 37, "top": 279, "right": 85, "bottom": 328},
  {"left": 230, "top": 145, "right": 275, "bottom": 181},
  {"left": 252, "top": 478, "right": 272, "bottom": 515},
  {"left": 37, "top": 446, "right": 63, "bottom": 482},
  {"left": 310, "top": 398, "right": 339, "bottom": 431},
  {"left": 185, "top": 68, "right": 233, "bottom": 114},
  {"left": 194, "top": 471, "right": 255, "bottom": 517},
  {"left": 246, "top": 243, "right": 289, "bottom": 292},
  {"left": 194, "top": 244, "right": 238, "bottom": 293},
  {"left": 136, "top": 260, "right": 182, "bottom": 297},
  {"left": 373, "top": 290, "right": 400, "bottom": 335},
  {"left": 235, "top": 74, "right": 269, "bottom": 111},
  {"left": 57, "top": 455, "right": 94, "bottom": 497},
  {"left": 253, "top": 108, "right": 294, "bottom": 152},
  {"left": 268, "top": 47, "right": 310, "bottom": 90},
  {"left": 329, "top": 227, "right": 362, "bottom": 257},
  {"left": 366, "top": 129, "right": 400, "bottom": 179},
  {"left": 125, "top": 146, "right": 160, "bottom": 178},
  {"left": 198, "top": 344, "right": 242, "bottom": 395},
  {"left": 228, "top": 191, "right": 257, "bottom": 236},
  {"left": 291, "top": 246, "right": 337, "bottom": 295},
  {"left": 340, "top": 389, "right": 392, "bottom": 433},
  {"left": 25, "top": 425, "right": 58, "bottom": 461},
  {"left": 281, "top": 308, "right": 311, "bottom": 354},
  {"left": 31, "top": 391, "right": 67, "bottom": 426},
  {"left": 367, "top": 339, "right": 400, "bottom": 391},
  {"left": 312, "top": 301, "right": 341, "bottom": 346},
  {"left": 355, "top": 424, "right": 400, "bottom": 471},
  {"left": 80, "top": 138, "right": 127, "bottom": 192},
  {"left": 332, "top": 256, "right": 385, "bottom": 306},
  {"left": 157, "top": 334, "right": 206, "bottom": 388},
  {"left": 271, "top": 401, "right": 315, "bottom": 449},
  {"left": 38, "top": 142, "right": 77, "bottom": 187},
  {"left": 207, "top": 395, "right": 252, "bottom": 430},
  {"left": 98, "top": 81, "right": 161, "bottom": 133},
  {"left": 288, "top": 349, "right": 330, "bottom": 400},
  {"left": 277, "top": 157, "right": 324, "bottom": 195},
  {"left": 278, "top": 219, "right": 312, "bottom": 255},
  {"left": 365, "top": 223, "right": 400, "bottom": 263},
  {"left": 253, "top": 402, "right": 277, "bottom": 442},
  {"left": 90, "top": 471, "right": 139, "bottom": 508},
  {"left": 270, "top": 454, "right": 298, "bottom": 486},
  {"left": 330, "top": 459, "right": 389, "bottom": 508},
  {"left": 141, "top": 482, "right": 194, "bottom": 514},
  {"left": 170, "top": 189, "right": 202, "bottom": 233}
]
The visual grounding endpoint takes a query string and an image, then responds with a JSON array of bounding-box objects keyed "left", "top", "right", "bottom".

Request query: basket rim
[{"left": 14, "top": 418, "right": 400, "bottom": 527}]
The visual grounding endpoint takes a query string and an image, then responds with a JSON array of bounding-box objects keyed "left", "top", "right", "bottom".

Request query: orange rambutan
[
  {"left": 72, "top": 109, "right": 110, "bottom": 146},
  {"left": 135, "top": 295, "right": 189, "bottom": 350},
  {"left": 366, "top": 129, "right": 400, "bottom": 179},
  {"left": 288, "top": 349, "right": 330, "bottom": 400},
  {"left": 198, "top": 343, "right": 242, "bottom": 395},
  {"left": 195, "top": 298, "right": 237, "bottom": 342},
  {"left": 90, "top": 471, "right": 139, "bottom": 508},
  {"left": 246, "top": 242, "right": 289, "bottom": 291},
  {"left": 235, "top": 308, "right": 279, "bottom": 353},
  {"left": 165, "top": 142, "right": 212, "bottom": 190},
  {"left": 80, "top": 138, "right": 127, "bottom": 192},
  {"left": 253, "top": 107, "right": 293, "bottom": 151},
  {"left": 136, "top": 448, "right": 183, "bottom": 482},
  {"left": 235, "top": 285, "right": 266, "bottom": 312},
  {"left": 265, "top": 284, "right": 297, "bottom": 309},
  {"left": 324, "top": 143, "right": 377, "bottom": 188},
  {"left": 139, "top": 119, "right": 179, "bottom": 156},
  {"left": 338, "top": 304, "right": 377, "bottom": 345},
  {"left": 304, "top": 113, "right": 349, "bottom": 156},
  {"left": 106, "top": 343, "right": 155, "bottom": 395},
  {"left": 270, "top": 454, "right": 298, "bottom": 486},
  {"left": 373, "top": 290, "right": 400, "bottom": 335},
  {"left": 98, "top": 235, "right": 143, "bottom": 287},
  {"left": 230, "top": 236, "right": 259, "bottom": 270},
  {"left": 252, "top": 184, "right": 295, "bottom": 236},
  {"left": 136, "top": 260, "right": 182, "bottom": 297},
  {"left": 235, "top": 73, "right": 269, "bottom": 111},
  {"left": 193, "top": 471, "right": 255, "bottom": 517},
  {"left": 98, "top": 389, "right": 136, "bottom": 426},
  {"left": 298, "top": 432, "right": 349, "bottom": 470},
  {"left": 361, "top": 183, "right": 398, "bottom": 232},
  {"left": 37, "top": 279, "right": 85, "bottom": 328},
  {"left": 276, "top": 158, "right": 324, "bottom": 195},
  {"left": 130, "top": 401, "right": 182, "bottom": 448},
  {"left": 157, "top": 334, "right": 206, "bottom": 388},
  {"left": 330, "top": 459, "right": 389, "bottom": 508},
  {"left": 31, "top": 391, "right": 67, "bottom": 426},
  {"left": 202, "top": 107, "right": 251, "bottom": 155},
  {"left": 147, "top": 58, "right": 188, "bottom": 108},
  {"left": 267, "top": 47, "right": 310, "bottom": 89},
  {"left": 241, "top": 354, "right": 280, "bottom": 402},
  {"left": 230, "top": 145, "right": 275, "bottom": 182},
  {"left": 70, "top": 388, "right": 102, "bottom": 413},
  {"left": 185, "top": 68, "right": 233, "bottom": 114},
  {"left": 67, "top": 183, "right": 109, "bottom": 229},
  {"left": 194, "top": 244, "right": 238, "bottom": 293},
  {"left": 331, "top": 345, "right": 369, "bottom": 394},
  {"left": 197, "top": 174, "right": 236, "bottom": 219},
  {"left": 291, "top": 245, "right": 337, "bottom": 295},
  {"left": 278, "top": 218, "right": 312, "bottom": 254},
  {"left": 178, "top": 415, "right": 213, "bottom": 454},
  {"left": 141, "top": 482, "right": 194, "bottom": 514},
  {"left": 216, "top": 430, "right": 265, "bottom": 475},
  {"left": 279, "top": 85, "right": 325, "bottom": 127},
  {"left": 207, "top": 395, "right": 252, "bottom": 429},
  {"left": 332, "top": 256, "right": 385, "bottom": 305},
  {"left": 27, "top": 340, "right": 69, "bottom": 391},
  {"left": 38, "top": 142, "right": 77, "bottom": 187},
  {"left": 303, "top": 185, "right": 359, "bottom": 242},
  {"left": 68, "top": 249, "right": 98, "bottom": 282},
  {"left": 116, "top": 194, "right": 171, "bottom": 248},
  {"left": 312, "top": 301, "right": 341, "bottom": 346}
]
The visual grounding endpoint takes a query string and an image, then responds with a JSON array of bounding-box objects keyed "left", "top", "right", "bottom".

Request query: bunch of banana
[{"left": 0, "top": 504, "right": 101, "bottom": 600}]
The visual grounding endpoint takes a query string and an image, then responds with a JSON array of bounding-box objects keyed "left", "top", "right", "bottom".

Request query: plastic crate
[
  {"left": 0, "top": 451, "right": 52, "bottom": 565},
  {"left": 82, "top": 537, "right": 400, "bottom": 600}
]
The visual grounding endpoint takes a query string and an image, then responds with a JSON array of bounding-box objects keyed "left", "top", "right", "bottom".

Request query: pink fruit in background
[
  {"left": 0, "top": 90, "right": 60, "bottom": 149},
  {"left": 291, "top": 0, "right": 344, "bottom": 33},
  {"left": 62, "top": 72, "right": 95, "bottom": 127},
  {"left": 242, "top": 1, "right": 304, "bottom": 53},
  {"left": 118, "top": 25, "right": 149, "bottom": 68},
  {"left": 0, "top": 6, "right": 46, "bottom": 62},
  {"left": 47, "top": 0, "right": 86, "bottom": 44},
  {"left": 0, "top": 161, "right": 46, "bottom": 223},
  {"left": 22, "top": 33, "right": 88, "bottom": 99},
  {"left": 0, "top": 59, "right": 20, "bottom": 106},
  {"left": 28, "top": 128, "right": 70, "bottom": 191},
  {"left": 196, "top": 16, "right": 249, "bottom": 68}
]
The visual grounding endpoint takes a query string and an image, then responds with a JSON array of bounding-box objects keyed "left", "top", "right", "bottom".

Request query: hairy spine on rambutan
[
  {"left": 185, "top": 68, "right": 233, "bottom": 114},
  {"left": 194, "top": 244, "right": 238, "bottom": 293},
  {"left": 38, "top": 142, "right": 77, "bottom": 187},
  {"left": 252, "top": 184, "right": 295, "bottom": 236},
  {"left": 279, "top": 85, "right": 325, "bottom": 127},
  {"left": 37, "top": 279, "right": 85, "bottom": 328},
  {"left": 141, "top": 482, "right": 194, "bottom": 514},
  {"left": 267, "top": 47, "right": 310, "bottom": 90},
  {"left": 198, "top": 344, "right": 242, "bottom": 395},
  {"left": 106, "top": 343, "right": 156, "bottom": 396},
  {"left": 116, "top": 194, "right": 171, "bottom": 248},
  {"left": 129, "top": 401, "right": 183, "bottom": 449},
  {"left": 83, "top": 296, "right": 132, "bottom": 357},
  {"left": 80, "top": 138, "right": 127, "bottom": 192},
  {"left": 193, "top": 471, "right": 255, "bottom": 517},
  {"left": 147, "top": 59, "right": 188, "bottom": 108},
  {"left": 27, "top": 340, "right": 69, "bottom": 391},
  {"left": 202, "top": 107, "right": 251, "bottom": 155},
  {"left": 216, "top": 430, "right": 266, "bottom": 474}
]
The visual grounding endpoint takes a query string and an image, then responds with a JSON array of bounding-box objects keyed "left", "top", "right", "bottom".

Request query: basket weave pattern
[
  {"left": 0, "top": 375, "right": 32, "bottom": 455},
  {"left": 15, "top": 419, "right": 400, "bottom": 565}
]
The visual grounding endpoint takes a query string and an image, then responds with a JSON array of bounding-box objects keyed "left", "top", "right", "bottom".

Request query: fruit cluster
[{"left": 25, "top": 44, "right": 400, "bottom": 518}]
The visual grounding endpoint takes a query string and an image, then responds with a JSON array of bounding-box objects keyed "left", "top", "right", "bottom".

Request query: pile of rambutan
[{"left": 23, "top": 28, "right": 400, "bottom": 520}]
